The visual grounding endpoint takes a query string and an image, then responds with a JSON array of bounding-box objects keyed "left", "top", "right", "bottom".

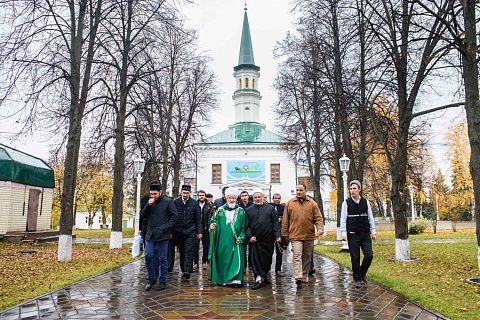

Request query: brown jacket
[{"left": 282, "top": 197, "right": 324, "bottom": 241}]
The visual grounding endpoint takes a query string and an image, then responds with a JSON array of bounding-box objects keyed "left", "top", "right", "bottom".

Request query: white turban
[
  {"left": 225, "top": 187, "right": 239, "bottom": 198},
  {"left": 252, "top": 188, "right": 263, "bottom": 196}
]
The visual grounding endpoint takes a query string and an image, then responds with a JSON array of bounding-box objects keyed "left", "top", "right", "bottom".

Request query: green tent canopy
[{"left": 0, "top": 144, "right": 54, "bottom": 188}]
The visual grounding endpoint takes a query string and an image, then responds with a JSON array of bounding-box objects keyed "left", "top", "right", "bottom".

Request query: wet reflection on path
[{"left": 0, "top": 249, "right": 447, "bottom": 319}]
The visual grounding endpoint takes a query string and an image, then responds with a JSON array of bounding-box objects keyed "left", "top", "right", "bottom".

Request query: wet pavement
[{"left": 0, "top": 250, "right": 448, "bottom": 319}]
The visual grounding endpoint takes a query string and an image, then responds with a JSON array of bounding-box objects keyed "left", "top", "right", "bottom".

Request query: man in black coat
[
  {"left": 173, "top": 184, "right": 202, "bottom": 279},
  {"left": 193, "top": 190, "right": 214, "bottom": 270},
  {"left": 270, "top": 193, "right": 286, "bottom": 277},
  {"left": 245, "top": 189, "right": 281, "bottom": 290},
  {"left": 141, "top": 183, "right": 178, "bottom": 291}
]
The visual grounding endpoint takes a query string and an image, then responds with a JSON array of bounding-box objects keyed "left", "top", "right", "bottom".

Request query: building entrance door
[{"left": 27, "top": 189, "right": 41, "bottom": 231}]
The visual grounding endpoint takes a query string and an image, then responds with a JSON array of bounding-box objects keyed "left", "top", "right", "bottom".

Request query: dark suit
[
  {"left": 194, "top": 200, "right": 214, "bottom": 266},
  {"left": 173, "top": 196, "right": 202, "bottom": 274}
]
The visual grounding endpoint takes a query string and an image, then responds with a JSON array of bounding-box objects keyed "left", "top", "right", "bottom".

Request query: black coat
[
  {"left": 213, "top": 197, "right": 226, "bottom": 208},
  {"left": 173, "top": 197, "right": 202, "bottom": 236},
  {"left": 141, "top": 194, "right": 178, "bottom": 242},
  {"left": 139, "top": 194, "right": 150, "bottom": 238},
  {"left": 270, "top": 203, "right": 285, "bottom": 219},
  {"left": 198, "top": 200, "right": 214, "bottom": 231}
]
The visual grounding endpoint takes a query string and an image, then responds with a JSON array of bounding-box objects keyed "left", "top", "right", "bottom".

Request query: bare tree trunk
[
  {"left": 59, "top": 0, "right": 103, "bottom": 262},
  {"left": 111, "top": 104, "right": 127, "bottom": 248},
  {"left": 460, "top": 0, "right": 480, "bottom": 269}
]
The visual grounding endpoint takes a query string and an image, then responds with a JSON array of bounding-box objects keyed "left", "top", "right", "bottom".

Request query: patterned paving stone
[{"left": 0, "top": 250, "right": 449, "bottom": 319}]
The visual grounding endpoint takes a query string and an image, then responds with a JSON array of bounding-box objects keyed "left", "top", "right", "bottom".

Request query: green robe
[{"left": 209, "top": 204, "right": 246, "bottom": 285}]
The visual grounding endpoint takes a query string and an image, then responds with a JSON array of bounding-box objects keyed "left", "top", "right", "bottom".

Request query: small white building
[
  {"left": 75, "top": 208, "right": 135, "bottom": 230},
  {"left": 75, "top": 210, "right": 104, "bottom": 230},
  {"left": 0, "top": 144, "right": 54, "bottom": 235},
  {"left": 191, "top": 9, "right": 311, "bottom": 202}
]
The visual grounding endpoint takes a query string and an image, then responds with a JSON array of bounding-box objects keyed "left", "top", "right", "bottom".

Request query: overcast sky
[
  {"left": 182, "top": 0, "right": 293, "bottom": 133},
  {"left": 3, "top": 0, "right": 292, "bottom": 160},
  {"left": 3, "top": 0, "right": 465, "bottom": 177}
]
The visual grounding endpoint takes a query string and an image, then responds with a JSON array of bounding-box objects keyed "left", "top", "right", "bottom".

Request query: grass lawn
[
  {"left": 73, "top": 227, "right": 136, "bottom": 239},
  {"left": 0, "top": 230, "right": 135, "bottom": 311},
  {"left": 317, "top": 230, "right": 480, "bottom": 320}
]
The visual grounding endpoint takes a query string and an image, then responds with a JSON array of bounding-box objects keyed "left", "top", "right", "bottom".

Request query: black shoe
[
  {"left": 362, "top": 275, "right": 369, "bottom": 284},
  {"left": 308, "top": 269, "right": 316, "bottom": 275},
  {"left": 168, "top": 268, "right": 173, "bottom": 272},
  {"left": 182, "top": 272, "right": 190, "bottom": 279},
  {"left": 263, "top": 278, "right": 271, "bottom": 284},
  {"left": 296, "top": 279, "right": 302, "bottom": 286},
  {"left": 354, "top": 281, "right": 362, "bottom": 288},
  {"left": 252, "top": 282, "right": 262, "bottom": 290},
  {"left": 156, "top": 283, "right": 166, "bottom": 291},
  {"left": 145, "top": 279, "right": 156, "bottom": 291}
]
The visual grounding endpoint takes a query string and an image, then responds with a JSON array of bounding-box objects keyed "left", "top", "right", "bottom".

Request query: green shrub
[{"left": 409, "top": 218, "right": 429, "bottom": 234}]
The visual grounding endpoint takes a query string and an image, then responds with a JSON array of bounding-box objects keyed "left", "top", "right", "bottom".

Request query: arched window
[
  {"left": 245, "top": 78, "right": 249, "bottom": 88},
  {"left": 239, "top": 79, "right": 242, "bottom": 89},
  {"left": 252, "top": 79, "right": 255, "bottom": 89}
]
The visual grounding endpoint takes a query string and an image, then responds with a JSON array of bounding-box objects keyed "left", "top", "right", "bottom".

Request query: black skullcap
[
  {"left": 206, "top": 193, "right": 213, "bottom": 198},
  {"left": 149, "top": 183, "right": 161, "bottom": 191}
]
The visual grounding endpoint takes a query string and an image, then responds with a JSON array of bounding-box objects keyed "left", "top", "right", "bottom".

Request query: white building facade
[{"left": 192, "top": 8, "right": 310, "bottom": 202}]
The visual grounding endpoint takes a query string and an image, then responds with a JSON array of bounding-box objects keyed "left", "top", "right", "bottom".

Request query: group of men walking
[{"left": 139, "top": 179, "right": 376, "bottom": 292}]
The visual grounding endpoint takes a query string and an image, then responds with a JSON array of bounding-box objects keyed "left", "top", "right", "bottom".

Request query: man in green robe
[{"left": 209, "top": 187, "right": 246, "bottom": 287}]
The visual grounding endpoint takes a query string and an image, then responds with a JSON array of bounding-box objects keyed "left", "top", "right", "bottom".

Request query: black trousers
[
  {"left": 168, "top": 237, "right": 177, "bottom": 270},
  {"left": 275, "top": 241, "right": 283, "bottom": 272},
  {"left": 347, "top": 232, "right": 374, "bottom": 281},
  {"left": 193, "top": 229, "right": 210, "bottom": 265},
  {"left": 176, "top": 232, "right": 196, "bottom": 273}
]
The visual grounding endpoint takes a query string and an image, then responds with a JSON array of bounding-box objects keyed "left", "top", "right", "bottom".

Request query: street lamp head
[
  {"left": 339, "top": 154, "right": 350, "bottom": 173},
  {"left": 408, "top": 184, "right": 415, "bottom": 194},
  {"left": 134, "top": 157, "right": 145, "bottom": 175}
]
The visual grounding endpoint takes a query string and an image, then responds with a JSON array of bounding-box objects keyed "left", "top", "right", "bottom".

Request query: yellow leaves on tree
[{"left": 445, "top": 120, "right": 473, "bottom": 221}]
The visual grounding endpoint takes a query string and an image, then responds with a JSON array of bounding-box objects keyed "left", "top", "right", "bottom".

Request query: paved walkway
[{"left": 0, "top": 250, "right": 448, "bottom": 320}]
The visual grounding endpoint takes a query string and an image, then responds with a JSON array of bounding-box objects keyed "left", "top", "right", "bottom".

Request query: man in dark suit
[
  {"left": 193, "top": 190, "right": 213, "bottom": 270},
  {"left": 173, "top": 184, "right": 202, "bottom": 279},
  {"left": 270, "top": 193, "right": 286, "bottom": 277}
]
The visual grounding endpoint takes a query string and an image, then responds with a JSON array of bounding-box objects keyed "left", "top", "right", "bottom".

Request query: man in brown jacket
[{"left": 282, "top": 184, "right": 324, "bottom": 286}]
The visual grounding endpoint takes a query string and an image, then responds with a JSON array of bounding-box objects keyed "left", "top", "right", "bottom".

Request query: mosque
[{"left": 188, "top": 7, "right": 310, "bottom": 202}]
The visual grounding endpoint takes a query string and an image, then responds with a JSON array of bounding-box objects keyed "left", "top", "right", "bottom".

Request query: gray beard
[{"left": 227, "top": 203, "right": 236, "bottom": 209}]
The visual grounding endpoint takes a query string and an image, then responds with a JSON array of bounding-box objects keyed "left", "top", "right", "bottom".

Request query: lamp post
[
  {"left": 339, "top": 154, "right": 350, "bottom": 251},
  {"left": 408, "top": 184, "right": 416, "bottom": 220},
  {"left": 134, "top": 157, "right": 146, "bottom": 235}
]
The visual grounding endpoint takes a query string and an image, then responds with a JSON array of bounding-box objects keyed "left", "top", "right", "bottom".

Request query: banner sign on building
[{"left": 226, "top": 161, "right": 265, "bottom": 182}]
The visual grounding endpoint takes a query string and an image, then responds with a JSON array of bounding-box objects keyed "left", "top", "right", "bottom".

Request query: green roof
[
  {"left": 0, "top": 144, "right": 55, "bottom": 188},
  {"left": 234, "top": 10, "right": 260, "bottom": 72},
  {"left": 196, "top": 122, "right": 286, "bottom": 145}
]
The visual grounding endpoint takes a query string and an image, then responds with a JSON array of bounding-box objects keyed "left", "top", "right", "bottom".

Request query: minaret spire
[
  {"left": 232, "top": 5, "right": 262, "bottom": 124},
  {"left": 235, "top": 4, "right": 259, "bottom": 72}
]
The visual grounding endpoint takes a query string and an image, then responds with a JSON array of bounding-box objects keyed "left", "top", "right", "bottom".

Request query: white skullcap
[
  {"left": 350, "top": 180, "right": 361, "bottom": 189},
  {"left": 252, "top": 188, "right": 263, "bottom": 196},
  {"left": 225, "top": 187, "right": 239, "bottom": 198}
]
